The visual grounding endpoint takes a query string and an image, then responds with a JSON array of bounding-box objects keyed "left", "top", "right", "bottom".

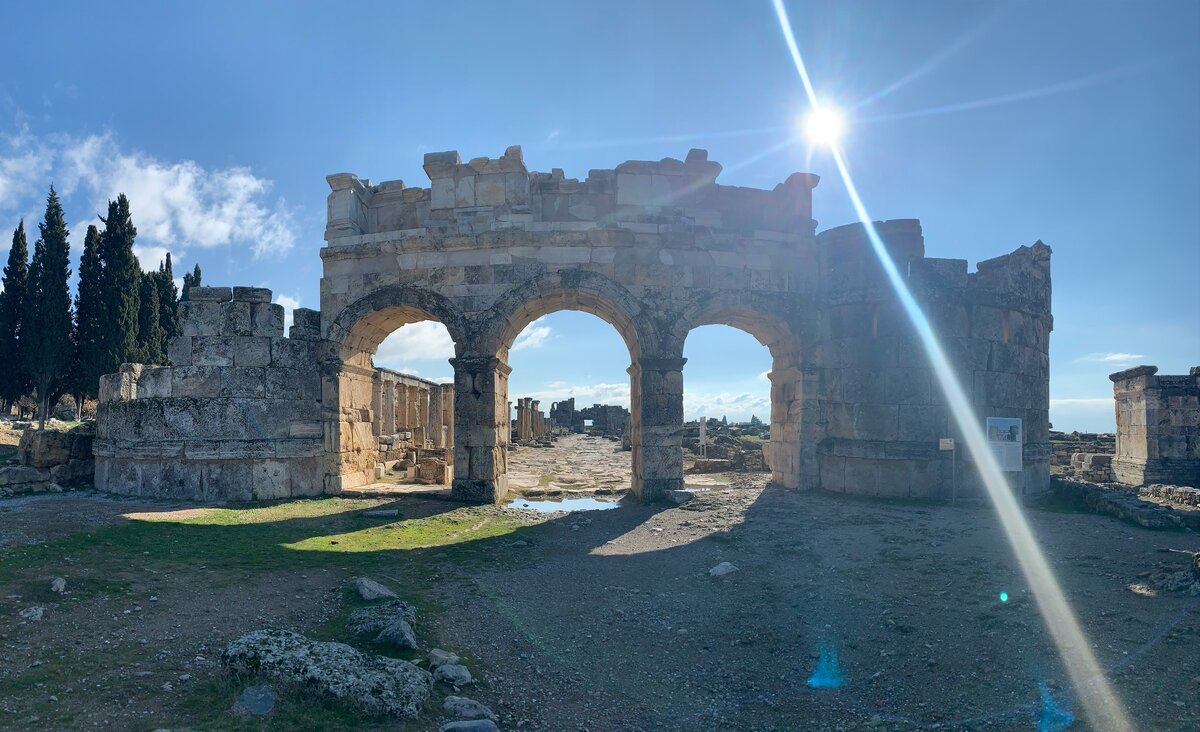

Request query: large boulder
[{"left": 221, "top": 628, "right": 432, "bottom": 718}]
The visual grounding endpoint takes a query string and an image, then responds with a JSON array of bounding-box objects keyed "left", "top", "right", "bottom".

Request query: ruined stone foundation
[{"left": 94, "top": 287, "right": 327, "bottom": 501}]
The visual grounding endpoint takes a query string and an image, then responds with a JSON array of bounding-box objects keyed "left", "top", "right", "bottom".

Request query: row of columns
[
  {"left": 513, "top": 397, "right": 547, "bottom": 441},
  {"left": 375, "top": 376, "right": 453, "bottom": 449}
]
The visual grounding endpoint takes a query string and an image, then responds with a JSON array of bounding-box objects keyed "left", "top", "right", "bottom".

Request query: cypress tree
[
  {"left": 181, "top": 262, "right": 202, "bottom": 301},
  {"left": 136, "top": 273, "right": 165, "bottom": 364},
  {"left": 155, "top": 253, "right": 180, "bottom": 341},
  {"left": 98, "top": 194, "right": 140, "bottom": 374},
  {"left": 0, "top": 221, "right": 31, "bottom": 411},
  {"left": 74, "top": 225, "right": 106, "bottom": 404},
  {"left": 22, "top": 187, "right": 74, "bottom": 428}
]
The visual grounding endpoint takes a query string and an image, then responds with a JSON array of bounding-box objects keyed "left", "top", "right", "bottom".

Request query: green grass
[{"left": 0, "top": 496, "right": 536, "bottom": 730}]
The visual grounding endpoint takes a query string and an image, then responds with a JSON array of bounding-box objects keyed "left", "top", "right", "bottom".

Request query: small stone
[
  {"left": 19, "top": 606, "right": 44, "bottom": 621},
  {"left": 427, "top": 648, "right": 460, "bottom": 668},
  {"left": 709, "top": 562, "right": 738, "bottom": 578},
  {"left": 434, "top": 663, "right": 473, "bottom": 688},
  {"left": 439, "top": 721, "right": 500, "bottom": 732},
  {"left": 355, "top": 577, "right": 397, "bottom": 600},
  {"left": 178, "top": 673, "right": 191, "bottom": 682},
  {"left": 50, "top": 577, "right": 66, "bottom": 594},
  {"left": 443, "top": 695, "right": 497, "bottom": 721},
  {"left": 232, "top": 684, "right": 278, "bottom": 716},
  {"left": 363, "top": 509, "right": 400, "bottom": 518}
]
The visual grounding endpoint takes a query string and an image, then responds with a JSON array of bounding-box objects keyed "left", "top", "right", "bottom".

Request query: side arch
[
  {"left": 324, "top": 284, "right": 471, "bottom": 362},
  {"left": 675, "top": 293, "right": 819, "bottom": 490}
]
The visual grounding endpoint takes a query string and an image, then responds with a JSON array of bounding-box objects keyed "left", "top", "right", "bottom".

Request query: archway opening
[
  {"left": 502, "top": 310, "right": 636, "bottom": 505},
  {"left": 328, "top": 303, "right": 461, "bottom": 492},
  {"left": 682, "top": 312, "right": 805, "bottom": 490}
]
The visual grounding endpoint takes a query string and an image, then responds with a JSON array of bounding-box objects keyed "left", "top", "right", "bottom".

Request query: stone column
[
  {"left": 382, "top": 379, "right": 396, "bottom": 436},
  {"left": 450, "top": 356, "right": 511, "bottom": 502},
  {"left": 442, "top": 384, "right": 455, "bottom": 451},
  {"left": 516, "top": 398, "right": 531, "bottom": 441},
  {"left": 531, "top": 400, "right": 542, "bottom": 438},
  {"left": 428, "top": 383, "right": 444, "bottom": 448},
  {"left": 764, "top": 365, "right": 817, "bottom": 490},
  {"left": 630, "top": 355, "right": 686, "bottom": 501}
]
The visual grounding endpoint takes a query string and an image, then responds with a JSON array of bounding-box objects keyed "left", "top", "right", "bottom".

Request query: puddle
[
  {"left": 682, "top": 484, "right": 712, "bottom": 493},
  {"left": 507, "top": 497, "right": 620, "bottom": 513}
]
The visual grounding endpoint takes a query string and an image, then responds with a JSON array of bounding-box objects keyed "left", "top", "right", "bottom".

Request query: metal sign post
[{"left": 939, "top": 437, "right": 956, "bottom": 503}]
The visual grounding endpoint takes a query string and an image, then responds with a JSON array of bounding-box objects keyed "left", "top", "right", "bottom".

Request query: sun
[{"left": 803, "top": 106, "right": 844, "bottom": 147}]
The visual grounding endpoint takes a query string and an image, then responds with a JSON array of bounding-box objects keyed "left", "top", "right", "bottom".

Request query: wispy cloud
[
  {"left": 0, "top": 126, "right": 296, "bottom": 259},
  {"left": 274, "top": 294, "right": 301, "bottom": 331},
  {"left": 512, "top": 317, "right": 553, "bottom": 351},
  {"left": 1077, "top": 352, "right": 1147, "bottom": 364},
  {"left": 374, "top": 321, "right": 455, "bottom": 373}
]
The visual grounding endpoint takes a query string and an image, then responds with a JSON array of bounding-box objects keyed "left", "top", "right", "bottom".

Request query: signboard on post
[
  {"left": 938, "top": 438, "right": 955, "bottom": 451},
  {"left": 985, "top": 417, "right": 1023, "bottom": 472}
]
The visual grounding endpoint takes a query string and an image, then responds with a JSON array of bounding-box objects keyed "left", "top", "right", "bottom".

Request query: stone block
[
  {"left": 192, "top": 336, "right": 236, "bottom": 367},
  {"left": 233, "top": 286, "right": 272, "bottom": 303},
  {"left": 271, "top": 338, "right": 317, "bottom": 369},
  {"left": 179, "top": 301, "right": 223, "bottom": 337},
  {"left": 172, "top": 366, "right": 222, "bottom": 398},
  {"left": 220, "top": 301, "right": 253, "bottom": 336},
  {"left": 251, "top": 303, "right": 285, "bottom": 337},
  {"left": 188, "top": 286, "right": 233, "bottom": 303},
  {"left": 167, "top": 336, "right": 192, "bottom": 366},
  {"left": 233, "top": 337, "right": 272, "bottom": 367},
  {"left": 137, "top": 367, "right": 172, "bottom": 399}
]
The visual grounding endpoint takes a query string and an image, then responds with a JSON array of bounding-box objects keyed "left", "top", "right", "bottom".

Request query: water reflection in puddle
[{"left": 507, "top": 497, "right": 620, "bottom": 513}]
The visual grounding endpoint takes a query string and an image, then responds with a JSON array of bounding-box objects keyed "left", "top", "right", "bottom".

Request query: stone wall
[
  {"left": 0, "top": 425, "right": 95, "bottom": 495},
  {"left": 1110, "top": 365, "right": 1200, "bottom": 486},
  {"left": 94, "top": 287, "right": 327, "bottom": 501}
]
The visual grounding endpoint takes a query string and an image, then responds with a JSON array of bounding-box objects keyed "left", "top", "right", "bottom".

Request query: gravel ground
[{"left": 1, "top": 440, "right": 1197, "bottom": 731}]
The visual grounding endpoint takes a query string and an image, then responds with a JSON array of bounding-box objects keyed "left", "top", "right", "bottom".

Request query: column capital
[
  {"left": 634, "top": 356, "right": 688, "bottom": 372},
  {"left": 450, "top": 356, "right": 513, "bottom": 376}
]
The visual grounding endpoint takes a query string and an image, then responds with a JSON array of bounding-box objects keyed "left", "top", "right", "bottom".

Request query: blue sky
[{"left": 1, "top": 1, "right": 1196, "bottom": 430}]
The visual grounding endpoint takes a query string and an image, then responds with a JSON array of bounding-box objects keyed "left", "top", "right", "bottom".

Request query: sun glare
[{"left": 803, "top": 106, "right": 844, "bottom": 147}]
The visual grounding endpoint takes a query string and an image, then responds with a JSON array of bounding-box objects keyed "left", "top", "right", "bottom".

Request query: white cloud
[
  {"left": 512, "top": 317, "right": 553, "bottom": 351},
  {"left": 758, "top": 370, "right": 771, "bottom": 382},
  {"left": 517, "top": 381, "right": 631, "bottom": 408},
  {"left": 0, "top": 128, "right": 296, "bottom": 259},
  {"left": 1078, "top": 352, "right": 1147, "bottom": 364},
  {"left": 133, "top": 245, "right": 171, "bottom": 270},
  {"left": 274, "top": 294, "right": 301, "bottom": 330},
  {"left": 374, "top": 321, "right": 455, "bottom": 371},
  {"left": 684, "top": 391, "right": 771, "bottom": 423}
]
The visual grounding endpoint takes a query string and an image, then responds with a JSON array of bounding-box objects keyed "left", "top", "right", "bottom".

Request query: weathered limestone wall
[
  {"left": 320, "top": 146, "right": 1054, "bottom": 503},
  {"left": 1110, "top": 365, "right": 1200, "bottom": 486},
  {"left": 813, "top": 224, "right": 1053, "bottom": 499},
  {"left": 94, "top": 287, "right": 327, "bottom": 501}
]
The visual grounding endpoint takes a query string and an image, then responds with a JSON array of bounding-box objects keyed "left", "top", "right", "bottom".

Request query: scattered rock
[
  {"left": 19, "top": 606, "right": 44, "bottom": 621},
  {"left": 439, "top": 721, "right": 500, "bottom": 732},
  {"left": 444, "top": 695, "right": 497, "bottom": 721},
  {"left": 355, "top": 577, "right": 398, "bottom": 600},
  {"left": 362, "top": 509, "right": 400, "bottom": 518},
  {"left": 428, "top": 648, "right": 460, "bottom": 668},
  {"left": 665, "top": 489, "right": 694, "bottom": 505},
  {"left": 50, "top": 577, "right": 66, "bottom": 594},
  {"left": 434, "top": 663, "right": 473, "bottom": 688},
  {"left": 709, "top": 561, "right": 739, "bottom": 578},
  {"left": 222, "top": 628, "right": 432, "bottom": 718},
  {"left": 347, "top": 600, "right": 418, "bottom": 650},
  {"left": 232, "top": 684, "right": 278, "bottom": 716}
]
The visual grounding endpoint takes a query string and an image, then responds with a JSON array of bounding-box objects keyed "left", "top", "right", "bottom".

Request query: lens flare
[
  {"left": 771, "top": 1, "right": 1133, "bottom": 729},
  {"left": 803, "top": 107, "right": 844, "bottom": 147},
  {"left": 807, "top": 644, "right": 845, "bottom": 689},
  {"left": 1000, "top": 591, "right": 1009, "bottom": 603}
]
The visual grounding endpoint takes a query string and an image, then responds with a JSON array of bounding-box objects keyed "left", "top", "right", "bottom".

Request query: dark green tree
[
  {"left": 749, "top": 414, "right": 763, "bottom": 426},
  {"left": 73, "top": 225, "right": 106, "bottom": 407},
  {"left": 136, "top": 273, "right": 165, "bottom": 364},
  {"left": 155, "top": 253, "right": 180, "bottom": 341},
  {"left": 21, "top": 188, "right": 74, "bottom": 428},
  {"left": 98, "top": 194, "right": 140, "bottom": 374},
  {"left": 0, "top": 221, "right": 31, "bottom": 412},
  {"left": 181, "top": 262, "right": 202, "bottom": 301}
]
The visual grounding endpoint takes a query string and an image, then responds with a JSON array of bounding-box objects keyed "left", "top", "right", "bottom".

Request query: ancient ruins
[
  {"left": 93, "top": 145, "right": 1058, "bottom": 503},
  {"left": 1110, "top": 365, "right": 1200, "bottom": 486}
]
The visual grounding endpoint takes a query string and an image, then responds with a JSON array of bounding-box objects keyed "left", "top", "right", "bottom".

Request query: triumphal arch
[{"left": 95, "top": 146, "right": 1053, "bottom": 504}]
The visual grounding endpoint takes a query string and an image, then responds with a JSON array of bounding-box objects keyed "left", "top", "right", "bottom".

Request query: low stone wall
[
  {"left": 1051, "top": 477, "right": 1200, "bottom": 530},
  {"left": 1069, "top": 452, "right": 1112, "bottom": 482},
  {"left": 0, "top": 425, "right": 95, "bottom": 496},
  {"left": 1140, "top": 483, "right": 1200, "bottom": 508},
  {"left": 94, "top": 287, "right": 328, "bottom": 501}
]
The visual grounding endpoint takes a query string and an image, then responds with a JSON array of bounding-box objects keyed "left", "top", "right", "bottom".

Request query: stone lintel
[{"left": 1109, "top": 365, "right": 1159, "bottom": 383}]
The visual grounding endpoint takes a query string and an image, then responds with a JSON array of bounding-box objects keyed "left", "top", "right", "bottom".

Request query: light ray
[{"left": 770, "top": 1, "right": 1134, "bottom": 729}]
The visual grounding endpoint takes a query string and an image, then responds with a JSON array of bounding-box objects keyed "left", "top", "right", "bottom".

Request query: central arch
[{"left": 475, "top": 270, "right": 662, "bottom": 501}]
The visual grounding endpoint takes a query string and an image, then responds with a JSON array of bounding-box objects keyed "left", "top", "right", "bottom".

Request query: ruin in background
[
  {"left": 94, "top": 146, "right": 1056, "bottom": 503},
  {"left": 1110, "top": 365, "right": 1200, "bottom": 486}
]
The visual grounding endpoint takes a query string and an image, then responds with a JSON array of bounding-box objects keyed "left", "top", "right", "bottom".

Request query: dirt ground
[{"left": 1, "top": 438, "right": 1198, "bottom": 731}]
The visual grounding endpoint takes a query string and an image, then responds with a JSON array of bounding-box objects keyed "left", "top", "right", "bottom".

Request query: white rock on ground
[
  {"left": 346, "top": 600, "right": 418, "bottom": 650},
  {"left": 19, "top": 606, "right": 44, "bottom": 621},
  {"left": 439, "top": 721, "right": 500, "bottom": 732},
  {"left": 50, "top": 577, "right": 66, "bottom": 594},
  {"left": 709, "top": 561, "right": 739, "bottom": 578},
  {"left": 355, "top": 576, "right": 398, "bottom": 600},
  {"left": 221, "top": 628, "right": 432, "bottom": 718},
  {"left": 443, "top": 695, "right": 497, "bottom": 721},
  {"left": 434, "top": 663, "right": 473, "bottom": 688},
  {"left": 427, "top": 648, "right": 460, "bottom": 668}
]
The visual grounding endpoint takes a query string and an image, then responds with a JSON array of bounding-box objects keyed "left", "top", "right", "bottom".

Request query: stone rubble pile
[
  {"left": 1051, "top": 477, "right": 1200, "bottom": 530},
  {"left": 0, "top": 423, "right": 94, "bottom": 496}
]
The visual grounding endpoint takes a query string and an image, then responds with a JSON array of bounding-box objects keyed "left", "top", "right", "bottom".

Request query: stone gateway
[{"left": 96, "top": 146, "right": 1053, "bottom": 503}]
